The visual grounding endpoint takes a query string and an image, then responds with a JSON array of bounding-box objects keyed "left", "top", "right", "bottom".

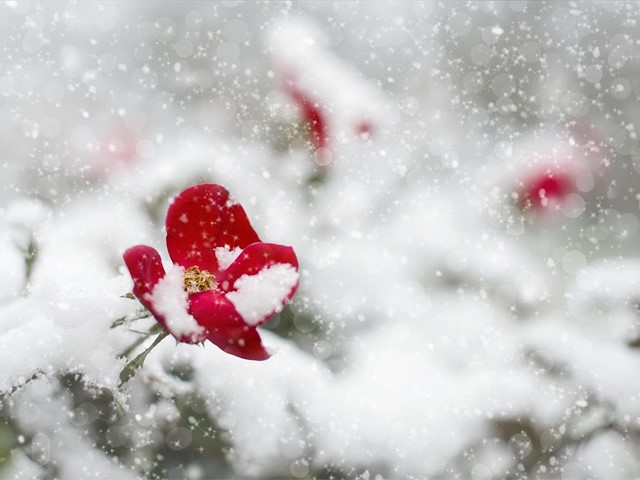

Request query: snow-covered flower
[
  {"left": 267, "top": 17, "right": 395, "bottom": 165},
  {"left": 123, "top": 183, "right": 299, "bottom": 360}
]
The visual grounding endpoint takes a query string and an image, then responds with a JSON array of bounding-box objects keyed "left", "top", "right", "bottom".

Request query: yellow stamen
[{"left": 183, "top": 266, "right": 216, "bottom": 294}]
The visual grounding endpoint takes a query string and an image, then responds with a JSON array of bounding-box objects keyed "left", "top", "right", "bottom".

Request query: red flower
[
  {"left": 288, "top": 84, "right": 329, "bottom": 152},
  {"left": 518, "top": 169, "right": 575, "bottom": 212},
  {"left": 123, "top": 184, "right": 299, "bottom": 361}
]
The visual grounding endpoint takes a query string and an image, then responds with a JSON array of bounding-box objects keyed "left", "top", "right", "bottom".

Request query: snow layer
[
  {"left": 10, "top": 378, "right": 139, "bottom": 480},
  {"left": 227, "top": 264, "right": 299, "bottom": 326},
  {"left": 148, "top": 263, "right": 205, "bottom": 342},
  {"left": 2, "top": 2, "right": 640, "bottom": 479},
  {"left": 215, "top": 245, "right": 243, "bottom": 271}
]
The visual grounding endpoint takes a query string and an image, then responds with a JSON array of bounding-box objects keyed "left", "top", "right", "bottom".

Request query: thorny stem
[{"left": 118, "top": 331, "right": 169, "bottom": 386}]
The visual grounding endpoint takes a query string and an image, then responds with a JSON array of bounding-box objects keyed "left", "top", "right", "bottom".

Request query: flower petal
[
  {"left": 188, "top": 290, "right": 270, "bottom": 360},
  {"left": 216, "top": 327, "right": 271, "bottom": 361},
  {"left": 123, "top": 245, "right": 171, "bottom": 332},
  {"left": 188, "top": 290, "right": 245, "bottom": 334},
  {"left": 217, "top": 242, "right": 299, "bottom": 327},
  {"left": 123, "top": 245, "right": 166, "bottom": 301},
  {"left": 166, "top": 183, "right": 261, "bottom": 273},
  {"left": 289, "top": 85, "right": 329, "bottom": 151},
  {"left": 216, "top": 242, "right": 299, "bottom": 291}
]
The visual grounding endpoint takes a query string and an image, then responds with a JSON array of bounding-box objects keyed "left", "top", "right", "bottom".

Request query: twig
[{"left": 111, "top": 308, "right": 151, "bottom": 329}]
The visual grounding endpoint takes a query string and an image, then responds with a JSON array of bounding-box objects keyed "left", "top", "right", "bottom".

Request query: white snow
[
  {"left": 1, "top": 2, "right": 639, "bottom": 479},
  {"left": 215, "top": 245, "right": 243, "bottom": 271},
  {"left": 226, "top": 264, "right": 298, "bottom": 326},
  {"left": 147, "top": 263, "right": 206, "bottom": 342},
  {"left": 0, "top": 231, "right": 25, "bottom": 301},
  {"left": 9, "top": 378, "right": 139, "bottom": 480}
]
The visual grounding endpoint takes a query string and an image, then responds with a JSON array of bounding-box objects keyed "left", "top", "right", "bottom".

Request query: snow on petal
[
  {"left": 215, "top": 245, "right": 243, "bottom": 271},
  {"left": 147, "top": 263, "right": 206, "bottom": 343},
  {"left": 226, "top": 264, "right": 299, "bottom": 326}
]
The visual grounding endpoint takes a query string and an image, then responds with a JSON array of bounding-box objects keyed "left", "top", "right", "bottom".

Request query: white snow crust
[
  {"left": 215, "top": 245, "right": 243, "bottom": 271},
  {"left": 226, "top": 264, "right": 299, "bottom": 326},
  {"left": 1, "top": 3, "right": 639, "bottom": 479},
  {"left": 147, "top": 263, "right": 205, "bottom": 342}
]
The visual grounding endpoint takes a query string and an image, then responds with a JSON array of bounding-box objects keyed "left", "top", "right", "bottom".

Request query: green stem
[
  {"left": 119, "top": 324, "right": 164, "bottom": 358},
  {"left": 19, "top": 235, "right": 37, "bottom": 296},
  {"left": 119, "top": 331, "right": 169, "bottom": 386}
]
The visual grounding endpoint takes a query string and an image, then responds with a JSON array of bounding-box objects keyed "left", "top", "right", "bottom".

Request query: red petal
[
  {"left": 123, "top": 245, "right": 170, "bottom": 332},
  {"left": 123, "top": 245, "right": 165, "bottom": 301},
  {"left": 215, "top": 242, "right": 299, "bottom": 327},
  {"left": 216, "top": 242, "right": 299, "bottom": 293},
  {"left": 289, "top": 87, "right": 329, "bottom": 151},
  {"left": 216, "top": 327, "right": 271, "bottom": 361},
  {"left": 188, "top": 290, "right": 245, "bottom": 334},
  {"left": 165, "top": 184, "right": 260, "bottom": 273},
  {"left": 188, "top": 291, "right": 270, "bottom": 361}
]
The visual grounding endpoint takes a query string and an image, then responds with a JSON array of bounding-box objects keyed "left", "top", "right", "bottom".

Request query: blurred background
[{"left": 2, "top": 1, "right": 640, "bottom": 478}]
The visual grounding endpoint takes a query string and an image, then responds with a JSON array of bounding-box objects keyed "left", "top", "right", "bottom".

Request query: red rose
[{"left": 123, "top": 184, "right": 299, "bottom": 360}]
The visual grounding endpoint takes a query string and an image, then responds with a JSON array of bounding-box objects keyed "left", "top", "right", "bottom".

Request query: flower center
[{"left": 183, "top": 266, "right": 216, "bottom": 294}]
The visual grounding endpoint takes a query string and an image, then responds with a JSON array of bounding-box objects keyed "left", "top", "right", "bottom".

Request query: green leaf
[{"left": 118, "top": 331, "right": 169, "bottom": 386}]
